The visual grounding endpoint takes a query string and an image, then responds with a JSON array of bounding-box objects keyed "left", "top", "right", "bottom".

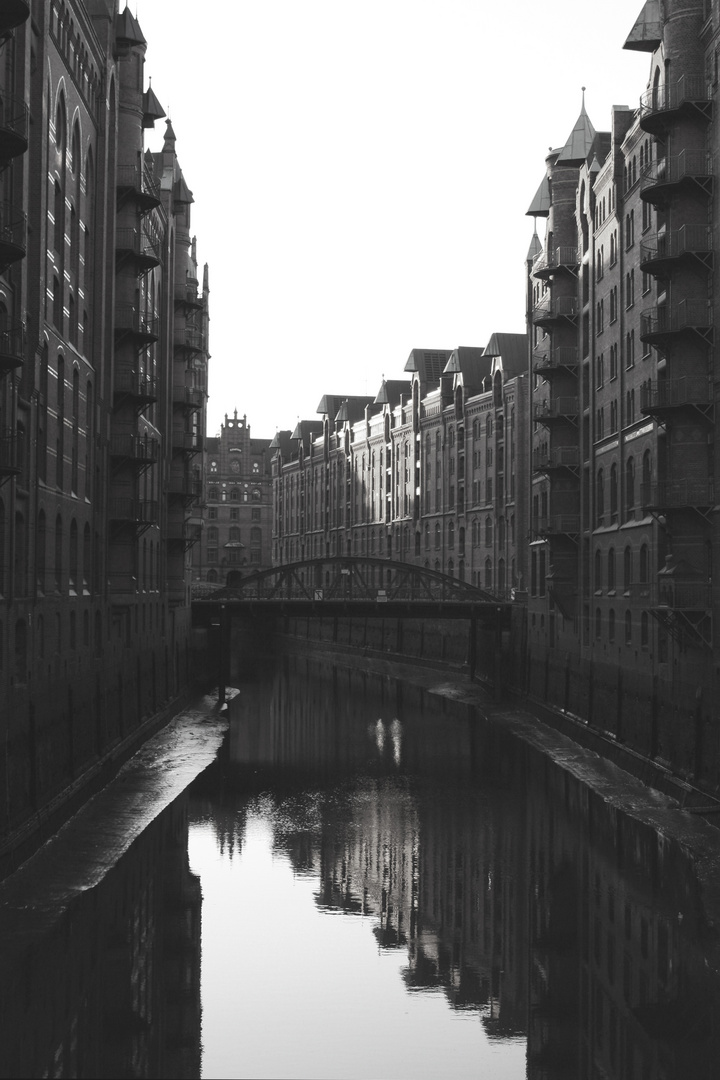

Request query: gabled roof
[
  {"left": 404, "top": 349, "right": 452, "bottom": 389},
  {"left": 527, "top": 230, "right": 542, "bottom": 262},
  {"left": 526, "top": 174, "right": 551, "bottom": 217},
  {"left": 624, "top": 1, "right": 662, "bottom": 52},
  {"left": 483, "top": 333, "right": 528, "bottom": 378},
  {"left": 316, "top": 394, "right": 345, "bottom": 417},
  {"left": 291, "top": 420, "right": 323, "bottom": 445},
  {"left": 115, "top": 7, "right": 146, "bottom": 46},
  {"left": 556, "top": 96, "right": 597, "bottom": 166},
  {"left": 142, "top": 84, "right": 165, "bottom": 129},
  {"left": 269, "top": 430, "right": 293, "bottom": 455},
  {"left": 335, "top": 396, "right": 375, "bottom": 423},
  {"left": 374, "top": 380, "right": 410, "bottom": 408},
  {"left": 443, "top": 347, "right": 491, "bottom": 392}
]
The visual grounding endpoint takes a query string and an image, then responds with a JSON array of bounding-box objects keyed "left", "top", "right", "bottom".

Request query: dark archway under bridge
[{"left": 192, "top": 558, "right": 514, "bottom": 697}]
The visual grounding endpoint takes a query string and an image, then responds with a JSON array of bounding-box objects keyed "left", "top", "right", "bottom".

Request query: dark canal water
[{"left": 2, "top": 654, "right": 720, "bottom": 1079}]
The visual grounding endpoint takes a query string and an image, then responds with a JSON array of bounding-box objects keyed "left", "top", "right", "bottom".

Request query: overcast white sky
[{"left": 136, "top": 0, "right": 652, "bottom": 440}]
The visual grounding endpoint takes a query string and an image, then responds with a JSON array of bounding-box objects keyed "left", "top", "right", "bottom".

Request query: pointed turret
[
  {"left": 142, "top": 81, "right": 166, "bottom": 128},
  {"left": 556, "top": 90, "right": 597, "bottom": 165},
  {"left": 527, "top": 230, "right": 542, "bottom": 263},
  {"left": 526, "top": 174, "right": 551, "bottom": 217},
  {"left": 115, "top": 5, "right": 146, "bottom": 47},
  {"left": 624, "top": 1, "right": 662, "bottom": 52}
]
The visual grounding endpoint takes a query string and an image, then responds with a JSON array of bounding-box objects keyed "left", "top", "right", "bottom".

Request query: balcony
[
  {"left": 640, "top": 225, "right": 712, "bottom": 276},
  {"left": 650, "top": 578, "right": 713, "bottom": 648},
  {"left": 168, "top": 473, "right": 202, "bottom": 502},
  {"left": 115, "top": 226, "right": 162, "bottom": 271},
  {"left": 0, "top": 201, "right": 26, "bottom": 273},
  {"left": 532, "top": 346, "right": 579, "bottom": 378},
  {"left": 533, "top": 246, "right": 578, "bottom": 280},
  {"left": 174, "top": 325, "right": 204, "bottom": 354},
  {"left": 173, "top": 282, "right": 204, "bottom": 311},
  {"left": 116, "top": 163, "right": 162, "bottom": 213},
  {"left": 0, "top": 429, "right": 20, "bottom": 478},
  {"left": 0, "top": 1, "right": 30, "bottom": 35},
  {"left": 109, "top": 433, "right": 159, "bottom": 465},
  {"left": 641, "top": 377, "right": 712, "bottom": 420},
  {"left": 533, "top": 397, "right": 579, "bottom": 424},
  {"left": 640, "top": 151, "right": 712, "bottom": 205},
  {"left": 172, "top": 430, "right": 202, "bottom": 454},
  {"left": 114, "top": 367, "right": 158, "bottom": 405},
  {"left": 172, "top": 384, "right": 204, "bottom": 410},
  {"left": 641, "top": 479, "right": 714, "bottom": 514},
  {"left": 0, "top": 93, "right": 29, "bottom": 167},
  {"left": 532, "top": 446, "right": 580, "bottom": 474},
  {"left": 108, "top": 497, "right": 159, "bottom": 528},
  {"left": 532, "top": 294, "right": 578, "bottom": 328},
  {"left": 535, "top": 515, "right": 580, "bottom": 539},
  {"left": 166, "top": 520, "right": 202, "bottom": 544},
  {"left": 0, "top": 317, "right": 25, "bottom": 374},
  {"left": 640, "top": 300, "right": 712, "bottom": 344},
  {"left": 639, "top": 75, "right": 712, "bottom": 136},
  {"left": 115, "top": 303, "right": 159, "bottom": 345}
]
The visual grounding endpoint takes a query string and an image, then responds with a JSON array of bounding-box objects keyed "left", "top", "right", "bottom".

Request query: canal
[{"left": 2, "top": 653, "right": 720, "bottom": 1078}]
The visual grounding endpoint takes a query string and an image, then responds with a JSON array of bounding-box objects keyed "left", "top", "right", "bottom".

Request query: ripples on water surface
[{"left": 1, "top": 654, "right": 720, "bottom": 1079}]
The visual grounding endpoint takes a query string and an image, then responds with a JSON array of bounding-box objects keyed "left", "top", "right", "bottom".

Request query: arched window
[
  {"left": 639, "top": 544, "right": 649, "bottom": 583},
  {"left": 447, "top": 558, "right": 454, "bottom": 577},
  {"left": 484, "top": 557, "right": 492, "bottom": 589},
  {"left": 434, "top": 523, "right": 440, "bottom": 550},
  {"left": 625, "top": 610, "right": 632, "bottom": 645},
  {"left": 594, "top": 548, "right": 602, "bottom": 589},
  {"left": 624, "top": 546, "right": 632, "bottom": 590},
  {"left": 610, "top": 464, "right": 618, "bottom": 520},
  {"left": 229, "top": 526, "right": 240, "bottom": 543},
  {"left": 641, "top": 611, "right": 649, "bottom": 646},
  {"left": 458, "top": 527, "right": 465, "bottom": 556},
  {"left": 448, "top": 521, "right": 454, "bottom": 548},
  {"left": 608, "top": 608, "right": 616, "bottom": 643},
  {"left": 485, "top": 516, "right": 492, "bottom": 546},
  {"left": 207, "top": 526, "right": 218, "bottom": 544},
  {"left": 69, "top": 519, "right": 78, "bottom": 591},
  {"left": 54, "top": 514, "right": 63, "bottom": 592},
  {"left": 625, "top": 457, "right": 635, "bottom": 518},
  {"left": 608, "top": 548, "right": 616, "bottom": 591},
  {"left": 596, "top": 469, "right": 604, "bottom": 524}
]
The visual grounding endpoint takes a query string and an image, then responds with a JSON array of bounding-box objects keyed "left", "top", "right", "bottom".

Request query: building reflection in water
[
  {"left": 0, "top": 797, "right": 201, "bottom": 1079},
  {"left": 209, "top": 654, "right": 720, "bottom": 1080}
]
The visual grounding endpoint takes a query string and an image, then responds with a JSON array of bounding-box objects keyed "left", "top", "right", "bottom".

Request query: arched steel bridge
[
  {"left": 192, "top": 558, "right": 513, "bottom": 699},
  {"left": 192, "top": 557, "right": 512, "bottom": 632},
  {"left": 195, "top": 556, "right": 498, "bottom": 605}
]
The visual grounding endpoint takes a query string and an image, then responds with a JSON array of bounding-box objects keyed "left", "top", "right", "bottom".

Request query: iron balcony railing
[
  {"left": 640, "top": 150, "right": 713, "bottom": 195},
  {"left": 532, "top": 295, "right": 579, "bottom": 323},
  {"left": 535, "top": 515, "right": 581, "bottom": 535},
  {"left": 640, "top": 74, "right": 711, "bottom": 120},
  {"left": 653, "top": 580, "right": 713, "bottom": 610},
  {"left": 172, "top": 385, "right": 204, "bottom": 409},
  {"left": 641, "top": 479, "right": 714, "bottom": 508},
  {"left": 175, "top": 326, "right": 204, "bottom": 351},
  {"left": 533, "top": 346, "right": 579, "bottom": 373},
  {"left": 533, "top": 246, "right": 578, "bottom": 277},
  {"left": 533, "top": 446, "right": 580, "bottom": 471},
  {"left": 115, "top": 302, "right": 159, "bottom": 341},
  {"left": 116, "top": 163, "right": 162, "bottom": 205},
  {"left": 640, "top": 224, "right": 712, "bottom": 267},
  {"left": 109, "top": 433, "right": 160, "bottom": 463},
  {"left": 0, "top": 317, "right": 25, "bottom": 369},
  {"left": 641, "top": 377, "right": 711, "bottom": 412},
  {"left": 108, "top": 497, "right": 159, "bottom": 524},
  {"left": 114, "top": 367, "right": 158, "bottom": 399},
  {"left": 0, "top": 200, "right": 27, "bottom": 258},
  {"left": 115, "top": 226, "right": 162, "bottom": 266},
  {"left": 641, "top": 299, "right": 712, "bottom": 338},
  {"left": 533, "top": 397, "right": 579, "bottom": 422},
  {"left": 0, "top": 93, "right": 29, "bottom": 156},
  {"left": 0, "top": 429, "right": 19, "bottom": 473}
]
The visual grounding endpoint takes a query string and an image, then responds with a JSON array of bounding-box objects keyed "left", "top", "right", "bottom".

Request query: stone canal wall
[{"left": 235, "top": 610, "right": 720, "bottom": 805}]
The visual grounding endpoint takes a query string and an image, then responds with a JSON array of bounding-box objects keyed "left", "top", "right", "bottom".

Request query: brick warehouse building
[
  {"left": 196, "top": 411, "right": 273, "bottom": 583},
  {"left": 0, "top": 2, "right": 208, "bottom": 859},
  {"left": 272, "top": 2, "right": 720, "bottom": 791},
  {"left": 271, "top": 335, "right": 529, "bottom": 597},
  {"left": 526, "top": 0, "right": 720, "bottom": 786}
]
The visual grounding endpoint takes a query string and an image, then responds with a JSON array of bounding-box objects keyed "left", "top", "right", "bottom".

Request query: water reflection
[
  {"left": 0, "top": 798, "right": 201, "bottom": 1079},
  {"left": 193, "top": 654, "right": 720, "bottom": 1080},
  {"left": 1, "top": 654, "right": 719, "bottom": 1079}
]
